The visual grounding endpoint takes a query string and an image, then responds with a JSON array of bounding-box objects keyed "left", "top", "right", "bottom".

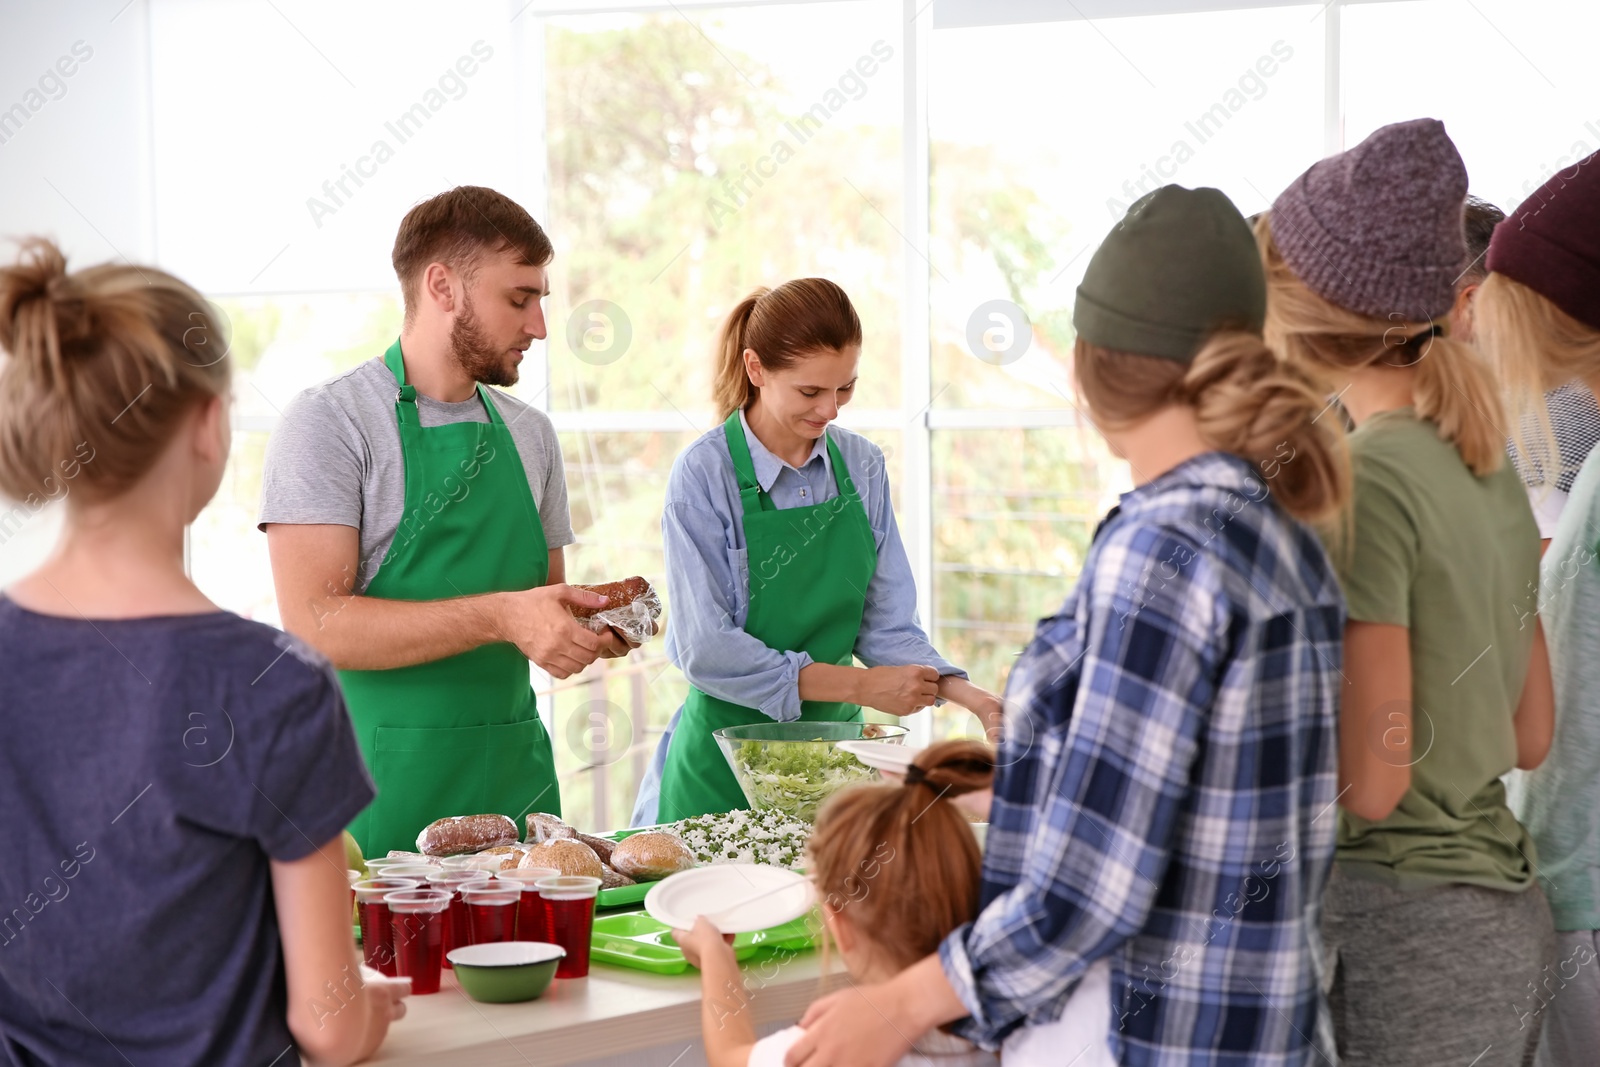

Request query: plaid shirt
[{"left": 941, "top": 452, "right": 1344, "bottom": 1066}]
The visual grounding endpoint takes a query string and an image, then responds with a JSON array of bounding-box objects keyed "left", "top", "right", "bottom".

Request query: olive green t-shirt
[{"left": 1331, "top": 408, "right": 1541, "bottom": 892}]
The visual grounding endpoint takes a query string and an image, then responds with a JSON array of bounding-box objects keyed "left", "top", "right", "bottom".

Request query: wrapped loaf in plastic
[
  {"left": 526, "top": 812, "right": 577, "bottom": 843},
  {"left": 569, "top": 576, "right": 662, "bottom": 645},
  {"left": 416, "top": 814, "right": 519, "bottom": 857},
  {"left": 522, "top": 838, "right": 604, "bottom": 879},
  {"left": 610, "top": 831, "right": 696, "bottom": 881}
]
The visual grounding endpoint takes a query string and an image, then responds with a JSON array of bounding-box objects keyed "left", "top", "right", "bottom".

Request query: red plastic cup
[
  {"left": 459, "top": 883, "right": 521, "bottom": 946},
  {"left": 496, "top": 867, "right": 559, "bottom": 944},
  {"left": 384, "top": 889, "right": 452, "bottom": 995},
  {"left": 427, "top": 871, "right": 492, "bottom": 969},
  {"left": 353, "top": 878, "right": 421, "bottom": 976},
  {"left": 536, "top": 876, "right": 601, "bottom": 979},
  {"left": 347, "top": 869, "right": 360, "bottom": 910}
]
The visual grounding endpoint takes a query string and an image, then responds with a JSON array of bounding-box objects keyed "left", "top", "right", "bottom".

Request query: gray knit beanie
[
  {"left": 1270, "top": 118, "right": 1468, "bottom": 322},
  {"left": 1075, "top": 185, "right": 1265, "bottom": 363}
]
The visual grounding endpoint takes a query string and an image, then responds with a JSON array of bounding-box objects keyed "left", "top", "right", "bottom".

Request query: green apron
[
  {"left": 656, "top": 411, "right": 879, "bottom": 821},
  {"left": 339, "top": 340, "right": 560, "bottom": 858}
]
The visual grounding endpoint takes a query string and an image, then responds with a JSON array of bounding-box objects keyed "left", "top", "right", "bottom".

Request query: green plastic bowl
[{"left": 447, "top": 942, "right": 565, "bottom": 1003}]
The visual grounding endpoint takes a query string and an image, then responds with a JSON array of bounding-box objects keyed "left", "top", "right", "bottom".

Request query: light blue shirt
[
  {"left": 1510, "top": 447, "right": 1600, "bottom": 930},
  {"left": 630, "top": 412, "right": 962, "bottom": 825}
]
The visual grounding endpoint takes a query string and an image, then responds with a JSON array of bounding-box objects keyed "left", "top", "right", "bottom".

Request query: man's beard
[{"left": 450, "top": 293, "right": 520, "bottom": 387}]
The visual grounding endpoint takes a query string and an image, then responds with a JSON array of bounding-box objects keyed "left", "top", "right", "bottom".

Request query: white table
[{"left": 365, "top": 944, "right": 848, "bottom": 1067}]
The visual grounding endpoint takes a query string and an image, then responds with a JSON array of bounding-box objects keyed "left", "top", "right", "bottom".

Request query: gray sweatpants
[
  {"left": 1321, "top": 867, "right": 1555, "bottom": 1067},
  {"left": 1532, "top": 930, "right": 1600, "bottom": 1067}
]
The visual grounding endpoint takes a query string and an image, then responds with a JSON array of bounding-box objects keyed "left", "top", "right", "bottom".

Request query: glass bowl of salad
[{"left": 713, "top": 721, "right": 908, "bottom": 823}]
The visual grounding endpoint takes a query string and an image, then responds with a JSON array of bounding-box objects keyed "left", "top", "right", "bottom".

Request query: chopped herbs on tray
[{"left": 661, "top": 808, "right": 812, "bottom": 869}]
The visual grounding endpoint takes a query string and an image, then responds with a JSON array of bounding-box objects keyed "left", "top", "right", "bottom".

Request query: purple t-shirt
[{"left": 0, "top": 597, "right": 375, "bottom": 1067}]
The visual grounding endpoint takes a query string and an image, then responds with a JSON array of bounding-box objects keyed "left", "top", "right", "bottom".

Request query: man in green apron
[{"left": 260, "top": 187, "right": 630, "bottom": 857}]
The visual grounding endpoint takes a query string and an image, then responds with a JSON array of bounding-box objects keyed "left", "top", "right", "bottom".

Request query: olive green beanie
[{"left": 1074, "top": 185, "right": 1266, "bottom": 363}]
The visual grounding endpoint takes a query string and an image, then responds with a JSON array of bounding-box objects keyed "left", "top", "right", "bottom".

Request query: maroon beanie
[
  {"left": 1486, "top": 150, "right": 1600, "bottom": 331},
  {"left": 1271, "top": 118, "right": 1468, "bottom": 322}
]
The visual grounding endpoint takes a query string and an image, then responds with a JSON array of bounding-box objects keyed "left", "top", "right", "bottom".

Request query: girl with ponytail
[
  {"left": 632, "top": 277, "right": 1000, "bottom": 827},
  {"left": 788, "top": 185, "right": 1348, "bottom": 1066},
  {"left": 0, "top": 240, "right": 401, "bottom": 1066},
  {"left": 1476, "top": 149, "right": 1600, "bottom": 1065},
  {"left": 674, "top": 741, "right": 1002, "bottom": 1067},
  {"left": 1260, "top": 119, "right": 1555, "bottom": 1067}
]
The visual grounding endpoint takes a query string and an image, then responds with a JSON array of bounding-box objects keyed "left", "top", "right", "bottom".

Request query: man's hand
[
  {"left": 491, "top": 585, "right": 608, "bottom": 679},
  {"left": 857, "top": 665, "right": 941, "bottom": 717},
  {"left": 784, "top": 983, "right": 915, "bottom": 1067}
]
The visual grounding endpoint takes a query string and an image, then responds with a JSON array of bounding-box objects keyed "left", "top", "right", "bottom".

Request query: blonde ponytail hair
[
  {"left": 1073, "top": 331, "right": 1351, "bottom": 523},
  {"left": 711, "top": 278, "right": 862, "bottom": 420},
  {"left": 1255, "top": 212, "right": 1506, "bottom": 476},
  {"left": 1474, "top": 271, "right": 1600, "bottom": 486},
  {"left": 0, "top": 238, "right": 231, "bottom": 505}
]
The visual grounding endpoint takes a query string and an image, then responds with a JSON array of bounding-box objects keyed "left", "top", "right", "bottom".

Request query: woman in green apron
[{"left": 642, "top": 278, "right": 1001, "bottom": 823}]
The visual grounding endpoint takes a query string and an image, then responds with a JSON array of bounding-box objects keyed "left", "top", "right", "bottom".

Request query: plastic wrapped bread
[
  {"left": 416, "top": 814, "right": 519, "bottom": 857},
  {"left": 569, "top": 576, "right": 662, "bottom": 644}
]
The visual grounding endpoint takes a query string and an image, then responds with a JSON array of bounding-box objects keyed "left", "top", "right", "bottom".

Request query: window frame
[{"left": 202, "top": 0, "right": 1353, "bottom": 756}]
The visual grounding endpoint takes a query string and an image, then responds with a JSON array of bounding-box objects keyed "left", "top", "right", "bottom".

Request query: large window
[{"left": 4, "top": 0, "right": 1595, "bottom": 829}]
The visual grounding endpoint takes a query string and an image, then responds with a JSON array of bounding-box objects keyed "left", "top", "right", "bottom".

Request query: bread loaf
[
  {"left": 569, "top": 576, "right": 653, "bottom": 618},
  {"left": 417, "top": 814, "right": 519, "bottom": 857},
  {"left": 522, "top": 838, "right": 603, "bottom": 879},
  {"left": 609, "top": 831, "right": 695, "bottom": 881}
]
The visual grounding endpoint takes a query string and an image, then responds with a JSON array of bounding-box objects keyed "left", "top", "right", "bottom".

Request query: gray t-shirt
[{"left": 258, "top": 356, "right": 574, "bottom": 593}]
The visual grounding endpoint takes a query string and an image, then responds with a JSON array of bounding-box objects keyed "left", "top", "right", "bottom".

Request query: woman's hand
[
  {"left": 672, "top": 916, "right": 737, "bottom": 970},
  {"left": 786, "top": 955, "right": 966, "bottom": 1067},
  {"left": 936, "top": 676, "right": 1004, "bottom": 743},
  {"left": 857, "top": 665, "right": 940, "bottom": 716},
  {"left": 784, "top": 982, "right": 915, "bottom": 1067}
]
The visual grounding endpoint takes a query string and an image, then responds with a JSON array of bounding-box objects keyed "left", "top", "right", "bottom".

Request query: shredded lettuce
[{"left": 725, "top": 738, "right": 874, "bottom": 823}]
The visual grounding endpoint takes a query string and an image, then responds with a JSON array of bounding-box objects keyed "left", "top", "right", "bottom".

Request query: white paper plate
[
  {"left": 837, "top": 739, "right": 922, "bottom": 774},
  {"left": 644, "top": 864, "right": 814, "bottom": 934}
]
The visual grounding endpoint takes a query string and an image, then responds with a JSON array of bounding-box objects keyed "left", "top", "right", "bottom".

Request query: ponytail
[
  {"left": 711, "top": 291, "right": 764, "bottom": 421},
  {"left": 1073, "top": 331, "right": 1352, "bottom": 523},
  {"left": 806, "top": 740, "right": 993, "bottom": 971}
]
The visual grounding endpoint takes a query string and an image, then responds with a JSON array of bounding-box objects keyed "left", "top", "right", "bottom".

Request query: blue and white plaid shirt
[{"left": 941, "top": 452, "right": 1344, "bottom": 1066}]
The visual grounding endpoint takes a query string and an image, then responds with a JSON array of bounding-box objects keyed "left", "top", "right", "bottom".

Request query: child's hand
[{"left": 671, "top": 915, "right": 736, "bottom": 969}]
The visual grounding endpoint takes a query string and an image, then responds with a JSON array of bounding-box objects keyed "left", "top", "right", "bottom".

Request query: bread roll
[
  {"left": 526, "top": 812, "right": 577, "bottom": 844},
  {"left": 417, "top": 814, "right": 519, "bottom": 857},
  {"left": 610, "top": 831, "right": 695, "bottom": 881},
  {"left": 522, "top": 838, "right": 603, "bottom": 879}
]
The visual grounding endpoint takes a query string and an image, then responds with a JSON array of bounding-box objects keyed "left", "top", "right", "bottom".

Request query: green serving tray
[{"left": 589, "top": 910, "right": 820, "bottom": 975}]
